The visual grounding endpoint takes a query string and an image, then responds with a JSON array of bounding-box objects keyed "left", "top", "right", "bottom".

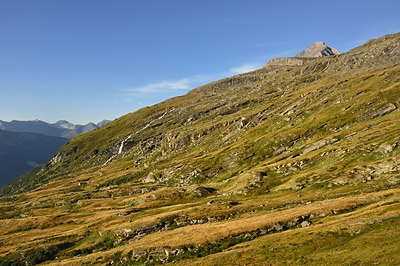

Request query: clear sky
[{"left": 1, "top": 0, "right": 399, "bottom": 124}]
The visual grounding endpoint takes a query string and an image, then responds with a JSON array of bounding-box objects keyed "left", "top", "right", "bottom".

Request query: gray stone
[
  {"left": 262, "top": 57, "right": 315, "bottom": 69},
  {"left": 301, "top": 220, "right": 311, "bottom": 227},
  {"left": 378, "top": 142, "right": 396, "bottom": 154},
  {"left": 296, "top": 42, "right": 340, "bottom": 58}
]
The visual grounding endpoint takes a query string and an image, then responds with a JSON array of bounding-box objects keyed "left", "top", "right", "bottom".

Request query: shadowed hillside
[{"left": 0, "top": 130, "right": 69, "bottom": 187}]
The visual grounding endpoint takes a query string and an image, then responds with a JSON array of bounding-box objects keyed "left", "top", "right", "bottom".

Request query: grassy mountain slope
[{"left": 0, "top": 33, "right": 399, "bottom": 265}]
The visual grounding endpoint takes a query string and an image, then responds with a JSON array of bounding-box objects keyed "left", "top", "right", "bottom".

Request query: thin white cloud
[
  {"left": 228, "top": 50, "right": 299, "bottom": 75},
  {"left": 124, "top": 75, "right": 212, "bottom": 96},
  {"left": 229, "top": 63, "right": 261, "bottom": 75},
  {"left": 117, "top": 50, "right": 306, "bottom": 109},
  {"left": 122, "top": 58, "right": 273, "bottom": 99}
]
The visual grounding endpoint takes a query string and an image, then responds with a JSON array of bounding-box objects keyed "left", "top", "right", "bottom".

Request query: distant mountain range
[
  {"left": 0, "top": 119, "right": 110, "bottom": 187},
  {"left": 0, "top": 119, "right": 110, "bottom": 139}
]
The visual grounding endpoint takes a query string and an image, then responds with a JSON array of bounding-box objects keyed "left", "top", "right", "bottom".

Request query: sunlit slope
[
  {"left": 4, "top": 33, "right": 399, "bottom": 196},
  {"left": 0, "top": 33, "right": 399, "bottom": 266}
]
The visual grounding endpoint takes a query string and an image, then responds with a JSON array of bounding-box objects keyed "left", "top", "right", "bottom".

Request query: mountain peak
[
  {"left": 55, "top": 120, "right": 76, "bottom": 129},
  {"left": 310, "top": 41, "right": 325, "bottom": 46},
  {"left": 295, "top": 41, "right": 339, "bottom": 58}
]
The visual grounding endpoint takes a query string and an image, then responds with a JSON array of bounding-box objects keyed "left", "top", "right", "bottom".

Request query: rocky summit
[
  {"left": 0, "top": 33, "right": 400, "bottom": 266},
  {"left": 262, "top": 41, "right": 339, "bottom": 70},
  {"left": 295, "top": 41, "right": 340, "bottom": 57}
]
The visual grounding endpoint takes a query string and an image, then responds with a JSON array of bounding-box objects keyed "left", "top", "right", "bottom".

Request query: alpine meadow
[{"left": 1, "top": 32, "right": 400, "bottom": 265}]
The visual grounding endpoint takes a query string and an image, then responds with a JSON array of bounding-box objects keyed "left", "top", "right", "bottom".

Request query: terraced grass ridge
[{"left": 1, "top": 32, "right": 400, "bottom": 265}]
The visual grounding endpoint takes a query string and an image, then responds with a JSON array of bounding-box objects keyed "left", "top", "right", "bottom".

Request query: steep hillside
[
  {"left": 0, "top": 33, "right": 399, "bottom": 266},
  {"left": 0, "top": 130, "right": 69, "bottom": 187}
]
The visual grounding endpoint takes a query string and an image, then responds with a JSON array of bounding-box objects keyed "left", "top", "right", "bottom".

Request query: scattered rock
[
  {"left": 302, "top": 138, "right": 338, "bottom": 155},
  {"left": 301, "top": 220, "right": 311, "bottom": 227},
  {"left": 187, "top": 186, "right": 217, "bottom": 197},
  {"left": 372, "top": 103, "right": 397, "bottom": 118},
  {"left": 142, "top": 174, "right": 156, "bottom": 183},
  {"left": 378, "top": 142, "right": 397, "bottom": 154},
  {"left": 334, "top": 178, "right": 352, "bottom": 185}
]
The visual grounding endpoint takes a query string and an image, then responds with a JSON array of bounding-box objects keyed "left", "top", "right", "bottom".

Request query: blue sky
[{"left": 1, "top": 0, "right": 399, "bottom": 124}]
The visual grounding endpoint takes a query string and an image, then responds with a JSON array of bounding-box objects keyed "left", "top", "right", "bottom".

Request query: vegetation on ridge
[{"left": 0, "top": 32, "right": 399, "bottom": 265}]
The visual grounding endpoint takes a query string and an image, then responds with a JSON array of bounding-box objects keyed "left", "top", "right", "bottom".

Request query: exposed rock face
[
  {"left": 296, "top": 41, "right": 340, "bottom": 57},
  {"left": 262, "top": 42, "right": 339, "bottom": 70},
  {"left": 262, "top": 57, "right": 315, "bottom": 70}
]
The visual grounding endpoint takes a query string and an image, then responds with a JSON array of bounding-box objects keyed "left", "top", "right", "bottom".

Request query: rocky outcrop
[
  {"left": 262, "top": 57, "right": 315, "bottom": 70},
  {"left": 115, "top": 214, "right": 312, "bottom": 265},
  {"left": 262, "top": 42, "right": 339, "bottom": 70},
  {"left": 296, "top": 42, "right": 340, "bottom": 57}
]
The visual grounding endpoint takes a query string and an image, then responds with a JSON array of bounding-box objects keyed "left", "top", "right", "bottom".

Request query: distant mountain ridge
[
  {"left": 0, "top": 119, "right": 110, "bottom": 139},
  {"left": 0, "top": 119, "right": 109, "bottom": 186}
]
